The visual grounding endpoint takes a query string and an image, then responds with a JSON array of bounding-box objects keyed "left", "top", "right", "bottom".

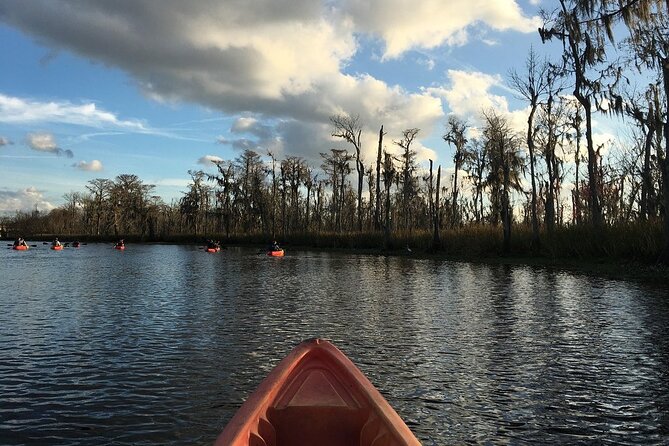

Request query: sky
[{"left": 0, "top": 0, "right": 562, "bottom": 213}]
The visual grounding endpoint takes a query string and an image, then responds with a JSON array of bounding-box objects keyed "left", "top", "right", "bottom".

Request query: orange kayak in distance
[
  {"left": 214, "top": 339, "right": 420, "bottom": 446},
  {"left": 206, "top": 247, "right": 221, "bottom": 253},
  {"left": 114, "top": 245, "right": 125, "bottom": 250},
  {"left": 267, "top": 249, "right": 284, "bottom": 257},
  {"left": 51, "top": 245, "right": 63, "bottom": 251},
  {"left": 13, "top": 245, "right": 29, "bottom": 251}
]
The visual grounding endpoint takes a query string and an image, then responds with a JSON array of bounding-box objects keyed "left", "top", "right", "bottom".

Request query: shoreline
[{"left": 4, "top": 236, "right": 668, "bottom": 285}]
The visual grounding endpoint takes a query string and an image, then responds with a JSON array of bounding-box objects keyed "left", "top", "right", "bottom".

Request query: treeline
[{"left": 3, "top": 1, "right": 669, "bottom": 263}]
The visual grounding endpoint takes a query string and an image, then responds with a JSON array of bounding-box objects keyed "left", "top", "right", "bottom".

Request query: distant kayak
[
  {"left": 12, "top": 245, "right": 29, "bottom": 251},
  {"left": 114, "top": 245, "right": 125, "bottom": 250},
  {"left": 51, "top": 245, "right": 63, "bottom": 251},
  {"left": 214, "top": 338, "right": 420, "bottom": 446},
  {"left": 72, "top": 242, "right": 80, "bottom": 248},
  {"left": 205, "top": 247, "right": 220, "bottom": 253},
  {"left": 267, "top": 249, "right": 284, "bottom": 257}
]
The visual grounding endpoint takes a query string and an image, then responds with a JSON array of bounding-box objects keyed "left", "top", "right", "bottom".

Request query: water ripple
[{"left": 1, "top": 246, "right": 668, "bottom": 445}]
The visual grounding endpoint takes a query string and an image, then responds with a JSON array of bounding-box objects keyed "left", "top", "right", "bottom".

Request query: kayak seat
[
  {"left": 265, "top": 363, "right": 376, "bottom": 446},
  {"left": 267, "top": 406, "right": 370, "bottom": 446}
]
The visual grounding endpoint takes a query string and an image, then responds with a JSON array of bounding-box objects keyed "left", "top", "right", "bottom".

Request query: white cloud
[
  {"left": 26, "top": 132, "right": 58, "bottom": 152},
  {"left": 151, "top": 178, "right": 191, "bottom": 188},
  {"left": 231, "top": 117, "right": 274, "bottom": 139},
  {"left": 0, "top": 187, "right": 56, "bottom": 214},
  {"left": 342, "top": 0, "right": 541, "bottom": 59},
  {"left": 197, "top": 155, "right": 224, "bottom": 166},
  {"left": 73, "top": 159, "right": 103, "bottom": 171},
  {"left": 26, "top": 132, "right": 74, "bottom": 158},
  {"left": 427, "top": 69, "right": 531, "bottom": 138},
  {"left": 429, "top": 70, "right": 508, "bottom": 119},
  {"left": 0, "top": 93, "right": 149, "bottom": 131},
  {"left": 0, "top": 136, "right": 12, "bottom": 146}
]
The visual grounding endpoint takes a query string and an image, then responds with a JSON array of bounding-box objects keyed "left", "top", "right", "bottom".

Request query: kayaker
[
  {"left": 116, "top": 239, "right": 125, "bottom": 248},
  {"left": 270, "top": 241, "right": 281, "bottom": 252},
  {"left": 13, "top": 238, "right": 23, "bottom": 247},
  {"left": 52, "top": 238, "right": 62, "bottom": 247},
  {"left": 206, "top": 239, "right": 217, "bottom": 249}
]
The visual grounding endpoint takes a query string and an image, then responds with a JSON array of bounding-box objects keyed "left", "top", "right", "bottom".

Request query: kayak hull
[
  {"left": 12, "top": 245, "right": 29, "bottom": 251},
  {"left": 51, "top": 245, "right": 63, "bottom": 251},
  {"left": 206, "top": 247, "right": 220, "bottom": 253},
  {"left": 267, "top": 249, "right": 284, "bottom": 257},
  {"left": 215, "top": 339, "right": 420, "bottom": 446},
  {"left": 114, "top": 245, "right": 125, "bottom": 250}
]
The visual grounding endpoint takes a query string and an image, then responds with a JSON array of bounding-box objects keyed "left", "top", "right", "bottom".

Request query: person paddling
[
  {"left": 52, "top": 238, "right": 62, "bottom": 247},
  {"left": 270, "top": 240, "right": 281, "bottom": 252},
  {"left": 115, "top": 239, "right": 125, "bottom": 248}
]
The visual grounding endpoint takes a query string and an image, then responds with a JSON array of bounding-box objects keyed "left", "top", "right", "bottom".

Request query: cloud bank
[
  {"left": 0, "top": 187, "right": 56, "bottom": 214},
  {"left": 0, "top": 0, "right": 538, "bottom": 163}
]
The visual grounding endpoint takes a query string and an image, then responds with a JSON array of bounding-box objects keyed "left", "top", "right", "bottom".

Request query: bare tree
[
  {"left": 443, "top": 116, "right": 469, "bottom": 228},
  {"left": 394, "top": 128, "right": 420, "bottom": 232},
  {"left": 509, "top": 47, "right": 551, "bottom": 249},
  {"left": 321, "top": 149, "right": 353, "bottom": 232},
  {"left": 374, "top": 125, "right": 386, "bottom": 230},
  {"left": 331, "top": 114, "right": 365, "bottom": 231}
]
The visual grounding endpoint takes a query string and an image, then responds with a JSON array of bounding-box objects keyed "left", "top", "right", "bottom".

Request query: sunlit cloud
[
  {"left": 73, "top": 159, "right": 104, "bottom": 171},
  {"left": 26, "top": 132, "right": 74, "bottom": 158},
  {"left": 0, "top": 187, "right": 56, "bottom": 214},
  {"left": 197, "top": 155, "right": 224, "bottom": 166},
  {"left": 342, "top": 0, "right": 540, "bottom": 59},
  {"left": 0, "top": 93, "right": 149, "bottom": 131}
]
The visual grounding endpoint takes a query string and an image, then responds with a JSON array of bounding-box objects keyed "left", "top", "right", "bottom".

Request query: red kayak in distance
[
  {"left": 12, "top": 245, "right": 29, "bottom": 251},
  {"left": 51, "top": 245, "right": 63, "bottom": 251},
  {"left": 214, "top": 339, "right": 420, "bottom": 446},
  {"left": 206, "top": 247, "right": 221, "bottom": 253},
  {"left": 267, "top": 249, "right": 284, "bottom": 257},
  {"left": 114, "top": 244, "right": 125, "bottom": 250}
]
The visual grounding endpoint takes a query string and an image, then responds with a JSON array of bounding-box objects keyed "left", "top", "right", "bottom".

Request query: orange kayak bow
[{"left": 214, "top": 339, "right": 420, "bottom": 446}]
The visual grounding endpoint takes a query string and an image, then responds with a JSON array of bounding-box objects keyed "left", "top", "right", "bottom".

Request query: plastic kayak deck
[{"left": 214, "top": 338, "right": 421, "bottom": 446}]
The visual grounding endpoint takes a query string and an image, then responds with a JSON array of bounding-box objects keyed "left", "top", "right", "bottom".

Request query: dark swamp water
[{"left": 1, "top": 243, "right": 668, "bottom": 445}]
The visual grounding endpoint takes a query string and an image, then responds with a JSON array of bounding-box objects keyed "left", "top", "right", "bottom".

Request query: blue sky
[{"left": 0, "top": 0, "right": 552, "bottom": 213}]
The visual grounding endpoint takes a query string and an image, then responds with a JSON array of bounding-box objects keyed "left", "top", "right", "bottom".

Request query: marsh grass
[
  {"left": 242, "top": 222, "right": 664, "bottom": 263},
  {"left": 19, "top": 221, "right": 664, "bottom": 264}
]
